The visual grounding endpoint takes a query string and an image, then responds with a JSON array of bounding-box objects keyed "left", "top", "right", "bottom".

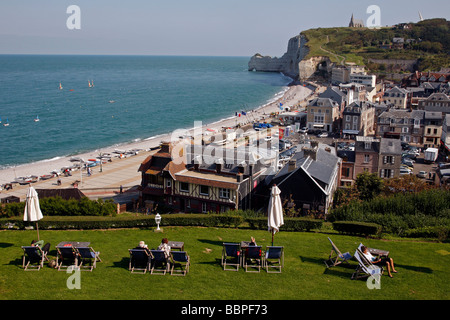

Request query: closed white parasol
[
  {"left": 23, "top": 187, "right": 44, "bottom": 240},
  {"left": 267, "top": 184, "right": 284, "bottom": 246}
]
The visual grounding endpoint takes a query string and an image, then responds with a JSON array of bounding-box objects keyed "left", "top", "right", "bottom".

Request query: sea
[{"left": 0, "top": 55, "right": 292, "bottom": 169}]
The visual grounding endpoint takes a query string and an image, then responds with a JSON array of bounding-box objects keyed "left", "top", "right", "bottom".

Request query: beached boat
[
  {"left": 15, "top": 175, "right": 39, "bottom": 185},
  {"left": 39, "top": 174, "right": 54, "bottom": 180},
  {"left": 69, "top": 156, "right": 84, "bottom": 162}
]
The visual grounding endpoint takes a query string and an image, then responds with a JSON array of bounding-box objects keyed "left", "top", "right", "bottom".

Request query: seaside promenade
[{"left": 0, "top": 150, "right": 154, "bottom": 202}]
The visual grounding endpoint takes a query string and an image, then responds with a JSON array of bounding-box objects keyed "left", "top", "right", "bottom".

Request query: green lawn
[{"left": 1, "top": 227, "right": 449, "bottom": 300}]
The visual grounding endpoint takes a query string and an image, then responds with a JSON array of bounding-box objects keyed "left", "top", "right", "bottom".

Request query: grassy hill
[{"left": 301, "top": 18, "right": 450, "bottom": 72}]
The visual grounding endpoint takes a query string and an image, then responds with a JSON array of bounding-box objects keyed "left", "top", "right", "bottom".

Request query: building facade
[{"left": 306, "top": 97, "right": 340, "bottom": 133}]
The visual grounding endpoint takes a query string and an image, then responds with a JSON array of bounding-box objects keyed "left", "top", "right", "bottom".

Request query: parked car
[
  {"left": 318, "top": 131, "right": 328, "bottom": 138},
  {"left": 401, "top": 164, "right": 413, "bottom": 171},
  {"left": 417, "top": 171, "right": 427, "bottom": 179},
  {"left": 298, "top": 127, "right": 308, "bottom": 134},
  {"left": 402, "top": 159, "right": 414, "bottom": 167},
  {"left": 400, "top": 168, "right": 412, "bottom": 175}
]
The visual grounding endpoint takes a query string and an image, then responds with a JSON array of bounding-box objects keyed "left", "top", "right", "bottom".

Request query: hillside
[{"left": 301, "top": 18, "right": 450, "bottom": 73}]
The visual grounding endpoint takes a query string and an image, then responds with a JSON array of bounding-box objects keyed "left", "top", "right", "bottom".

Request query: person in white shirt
[
  {"left": 361, "top": 245, "right": 397, "bottom": 278},
  {"left": 157, "top": 238, "right": 171, "bottom": 259}
]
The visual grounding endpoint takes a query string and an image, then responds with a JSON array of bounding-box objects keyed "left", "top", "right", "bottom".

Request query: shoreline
[{"left": 0, "top": 84, "right": 313, "bottom": 188}]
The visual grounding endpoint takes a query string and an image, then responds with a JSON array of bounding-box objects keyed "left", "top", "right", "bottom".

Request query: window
[
  {"left": 166, "top": 180, "right": 172, "bottom": 188},
  {"left": 180, "top": 182, "right": 189, "bottom": 192},
  {"left": 201, "top": 202, "right": 207, "bottom": 213},
  {"left": 219, "top": 188, "right": 230, "bottom": 199},
  {"left": 402, "top": 127, "right": 408, "bottom": 133},
  {"left": 346, "top": 115, "right": 351, "bottom": 122},
  {"left": 364, "top": 154, "right": 370, "bottom": 163},
  {"left": 314, "top": 114, "right": 324, "bottom": 123},
  {"left": 200, "top": 185, "right": 209, "bottom": 196}
]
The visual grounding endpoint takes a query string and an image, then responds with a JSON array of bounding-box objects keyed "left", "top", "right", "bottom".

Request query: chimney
[
  {"left": 160, "top": 141, "right": 170, "bottom": 153},
  {"left": 215, "top": 158, "right": 223, "bottom": 174},
  {"left": 303, "top": 147, "right": 317, "bottom": 161},
  {"left": 310, "top": 140, "right": 319, "bottom": 149},
  {"left": 288, "top": 159, "right": 297, "bottom": 172},
  {"left": 237, "top": 173, "right": 243, "bottom": 182}
]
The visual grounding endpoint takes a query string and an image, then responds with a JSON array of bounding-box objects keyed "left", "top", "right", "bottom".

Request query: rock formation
[
  {"left": 248, "top": 33, "right": 334, "bottom": 82},
  {"left": 248, "top": 34, "right": 309, "bottom": 80}
]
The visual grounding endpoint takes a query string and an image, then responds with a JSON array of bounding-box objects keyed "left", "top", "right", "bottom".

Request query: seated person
[
  {"left": 157, "top": 238, "right": 171, "bottom": 259},
  {"left": 31, "top": 239, "right": 50, "bottom": 255},
  {"left": 135, "top": 241, "right": 149, "bottom": 253},
  {"left": 361, "top": 245, "right": 397, "bottom": 278},
  {"left": 249, "top": 237, "right": 257, "bottom": 246}
]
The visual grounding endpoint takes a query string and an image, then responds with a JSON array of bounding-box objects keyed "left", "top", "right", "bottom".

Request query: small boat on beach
[
  {"left": 39, "top": 174, "right": 54, "bottom": 181},
  {"left": 15, "top": 176, "right": 39, "bottom": 185}
]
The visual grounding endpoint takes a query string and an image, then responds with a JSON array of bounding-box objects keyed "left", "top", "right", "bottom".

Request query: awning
[
  {"left": 313, "top": 124, "right": 324, "bottom": 128},
  {"left": 343, "top": 130, "right": 360, "bottom": 135},
  {"left": 145, "top": 168, "right": 162, "bottom": 175}
]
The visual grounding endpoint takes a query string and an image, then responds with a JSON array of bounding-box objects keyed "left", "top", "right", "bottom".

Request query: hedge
[
  {"left": 0, "top": 214, "right": 323, "bottom": 232},
  {"left": 332, "top": 221, "right": 382, "bottom": 237}
]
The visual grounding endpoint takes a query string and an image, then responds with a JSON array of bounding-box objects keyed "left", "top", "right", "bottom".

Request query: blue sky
[{"left": 0, "top": 0, "right": 448, "bottom": 56}]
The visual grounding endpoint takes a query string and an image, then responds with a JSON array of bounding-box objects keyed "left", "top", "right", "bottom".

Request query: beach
[{"left": 0, "top": 84, "right": 314, "bottom": 200}]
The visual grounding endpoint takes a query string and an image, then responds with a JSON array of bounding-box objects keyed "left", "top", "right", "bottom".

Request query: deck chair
[
  {"left": 129, "top": 249, "right": 150, "bottom": 274},
  {"left": 170, "top": 251, "right": 190, "bottom": 276},
  {"left": 21, "top": 246, "right": 47, "bottom": 271},
  {"left": 243, "top": 246, "right": 262, "bottom": 273},
  {"left": 324, "top": 237, "right": 352, "bottom": 268},
  {"left": 149, "top": 250, "right": 170, "bottom": 275},
  {"left": 263, "top": 246, "right": 284, "bottom": 273},
  {"left": 76, "top": 247, "right": 100, "bottom": 271},
  {"left": 56, "top": 246, "right": 77, "bottom": 271},
  {"left": 221, "top": 243, "right": 241, "bottom": 271},
  {"left": 351, "top": 248, "right": 383, "bottom": 282}
]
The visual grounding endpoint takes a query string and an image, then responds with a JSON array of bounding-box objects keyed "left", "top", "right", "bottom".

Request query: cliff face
[
  {"left": 248, "top": 34, "right": 309, "bottom": 79},
  {"left": 249, "top": 33, "right": 333, "bottom": 81}
]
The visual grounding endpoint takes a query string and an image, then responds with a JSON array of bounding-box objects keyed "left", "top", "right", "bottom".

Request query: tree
[{"left": 355, "top": 172, "right": 383, "bottom": 201}]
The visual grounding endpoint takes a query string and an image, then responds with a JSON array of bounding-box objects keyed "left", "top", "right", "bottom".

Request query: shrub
[{"left": 332, "top": 221, "right": 382, "bottom": 237}]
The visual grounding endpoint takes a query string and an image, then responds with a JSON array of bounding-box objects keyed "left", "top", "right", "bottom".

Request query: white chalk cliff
[{"left": 248, "top": 33, "right": 333, "bottom": 81}]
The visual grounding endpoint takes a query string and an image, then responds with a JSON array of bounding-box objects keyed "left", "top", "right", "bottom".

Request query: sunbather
[
  {"left": 157, "top": 238, "right": 171, "bottom": 259},
  {"left": 31, "top": 239, "right": 50, "bottom": 256},
  {"left": 361, "top": 245, "right": 397, "bottom": 278}
]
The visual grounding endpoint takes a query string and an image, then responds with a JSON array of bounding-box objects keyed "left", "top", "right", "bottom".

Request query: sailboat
[
  {"left": 59, "top": 82, "right": 63, "bottom": 90},
  {"left": 34, "top": 115, "right": 40, "bottom": 122},
  {"left": 91, "top": 80, "right": 94, "bottom": 87},
  {"left": 88, "top": 80, "right": 92, "bottom": 88},
  {"left": 3, "top": 118, "right": 9, "bottom": 126}
]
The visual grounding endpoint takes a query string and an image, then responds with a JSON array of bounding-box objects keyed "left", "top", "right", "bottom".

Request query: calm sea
[{"left": 0, "top": 55, "right": 291, "bottom": 169}]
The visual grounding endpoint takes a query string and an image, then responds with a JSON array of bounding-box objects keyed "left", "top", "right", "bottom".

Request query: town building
[
  {"left": 441, "top": 114, "right": 450, "bottom": 160},
  {"left": 354, "top": 136, "right": 380, "bottom": 177},
  {"left": 423, "top": 111, "right": 443, "bottom": 148},
  {"left": 383, "top": 86, "right": 411, "bottom": 109},
  {"left": 342, "top": 101, "right": 376, "bottom": 138},
  {"left": 418, "top": 92, "right": 450, "bottom": 115},
  {"left": 376, "top": 109, "right": 425, "bottom": 146},
  {"left": 378, "top": 138, "right": 402, "bottom": 179},
  {"left": 262, "top": 141, "right": 340, "bottom": 215},
  {"left": 306, "top": 97, "right": 340, "bottom": 133}
]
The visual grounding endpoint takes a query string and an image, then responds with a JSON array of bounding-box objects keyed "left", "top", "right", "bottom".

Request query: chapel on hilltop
[{"left": 349, "top": 14, "right": 365, "bottom": 28}]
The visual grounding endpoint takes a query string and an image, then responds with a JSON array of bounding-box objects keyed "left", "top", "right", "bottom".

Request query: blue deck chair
[
  {"left": 244, "top": 245, "right": 263, "bottom": 273},
  {"left": 56, "top": 246, "right": 77, "bottom": 271},
  {"left": 351, "top": 248, "right": 383, "bottom": 282},
  {"left": 170, "top": 251, "right": 190, "bottom": 276},
  {"left": 21, "top": 246, "right": 47, "bottom": 271},
  {"left": 149, "top": 250, "right": 170, "bottom": 275},
  {"left": 129, "top": 249, "right": 150, "bottom": 274},
  {"left": 324, "top": 237, "right": 352, "bottom": 268},
  {"left": 221, "top": 243, "right": 241, "bottom": 271},
  {"left": 263, "top": 246, "right": 284, "bottom": 273},
  {"left": 76, "top": 247, "right": 100, "bottom": 271}
]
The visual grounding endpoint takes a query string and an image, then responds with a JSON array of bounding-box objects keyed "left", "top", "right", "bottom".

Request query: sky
[{"left": 0, "top": 0, "right": 449, "bottom": 57}]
